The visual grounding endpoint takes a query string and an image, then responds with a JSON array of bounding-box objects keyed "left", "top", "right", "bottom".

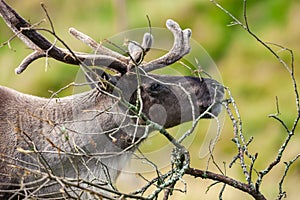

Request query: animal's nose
[
  {"left": 205, "top": 79, "right": 224, "bottom": 101},
  {"left": 200, "top": 79, "right": 224, "bottom": 118},
  {"left": 208, "top": 80, "right": 224, "bottom": 117}
]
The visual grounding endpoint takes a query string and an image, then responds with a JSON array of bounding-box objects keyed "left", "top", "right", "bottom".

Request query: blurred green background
[{"left": 0, "top": 0, "right": 299, "bottom": 199}]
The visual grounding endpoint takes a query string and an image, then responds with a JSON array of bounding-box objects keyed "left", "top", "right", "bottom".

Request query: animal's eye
[
  {"left": 148, "top": 83, "right": 168, "bottom": 97},
  {"left": 149, "top": 83, "right": 163, "bottom": 92}
]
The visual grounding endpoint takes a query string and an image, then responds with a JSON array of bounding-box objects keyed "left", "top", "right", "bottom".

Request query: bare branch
[
  {"left": 277, "top": 154, "right": 300, "bottom": 200},
  {"left": 212, "top": 0, "right": 300, "bottom": 198},
  {"left": 185, "top": 168, "right": 267, "bottom": 200}
]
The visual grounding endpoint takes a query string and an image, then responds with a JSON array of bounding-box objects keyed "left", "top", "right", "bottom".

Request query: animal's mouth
[
  {"left": 200, "top": 102, "right": 223, "bottom": 118},
  {"left": 199, "top": 80, "right": 225, "bottom": 118}
]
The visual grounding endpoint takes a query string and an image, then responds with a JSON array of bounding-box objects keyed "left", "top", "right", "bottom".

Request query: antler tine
[
  {"left": 0, "top": 0, "right": 128, "bottom": 74},
  {"left": 69, "top": 27, "right": 130, "bottom": 64},
  {"left": 142, "top": 19, "right": 192, "bottom": 72},
  {"left": 127, "top": 33, "right": 153, "bottom": 65},
  {"left": 15, "top": 51, "right": 46, "bottom": 74}
]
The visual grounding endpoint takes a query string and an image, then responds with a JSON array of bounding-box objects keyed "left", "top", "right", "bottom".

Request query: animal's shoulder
[
  {"left": 0, "top": 86, "right": 37, "bottom": 113},
  {"left": 0, "top": 86, "right": 48, "bottom": 107},
  {"left": 0, "top": 86, "right": 15, "bottom": 107}
]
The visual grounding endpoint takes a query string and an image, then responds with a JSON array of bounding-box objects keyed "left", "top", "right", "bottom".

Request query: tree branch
[{"left": 185, "top": 168, "right": 267, "bottom": 200}]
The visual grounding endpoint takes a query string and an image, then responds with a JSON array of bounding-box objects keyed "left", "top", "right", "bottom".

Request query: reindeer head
[{"left": 79, "top": 19, "right": 224, "bottom": 132}]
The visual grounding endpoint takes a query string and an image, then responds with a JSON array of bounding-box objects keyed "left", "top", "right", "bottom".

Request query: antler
[
  {"left": 0, "top": 0, "right": 128, "bottom": 74},
  {"left": 142, "top": 20, "right": 192, "bottom": 72},
  {"left": 0, "top": 0, "right": 191, "bottom": 76},
  {"left": 68, "top": 27, "right": 129, "bottom": 64}
]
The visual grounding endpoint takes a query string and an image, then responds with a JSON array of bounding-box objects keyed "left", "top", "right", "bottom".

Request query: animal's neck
[
  {"left": 0, "top": 86, "right": 145, "bottom": 189},
  {"left": 19, "top": 89, "right": 142, "bottom": 178}
]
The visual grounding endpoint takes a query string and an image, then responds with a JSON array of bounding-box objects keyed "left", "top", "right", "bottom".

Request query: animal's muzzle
[{"left": 200, "top": 79, "right": 224, "bottom": 118}]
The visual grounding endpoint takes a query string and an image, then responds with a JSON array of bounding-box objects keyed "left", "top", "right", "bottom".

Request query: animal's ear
[{"left": 84, "top": 67, "right": 118, "bottom": 90}]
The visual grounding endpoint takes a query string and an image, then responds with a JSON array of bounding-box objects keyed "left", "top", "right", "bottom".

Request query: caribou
[{"left": 0, "top": 0, "right": 224, "bottom": 199}]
